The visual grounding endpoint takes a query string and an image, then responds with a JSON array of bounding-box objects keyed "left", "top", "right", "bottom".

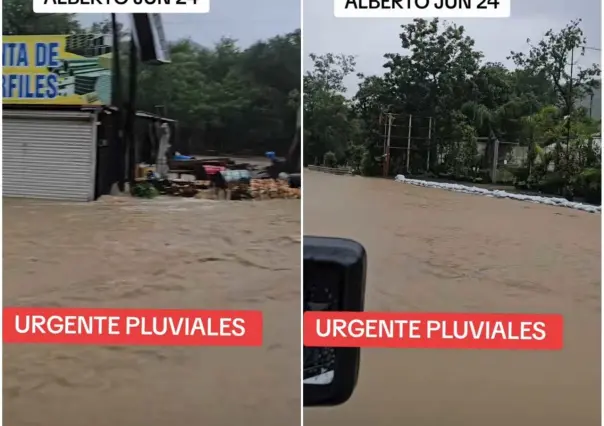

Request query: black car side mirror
[{"left": 303, "top": 236, "right": 367, "bottom": 407}]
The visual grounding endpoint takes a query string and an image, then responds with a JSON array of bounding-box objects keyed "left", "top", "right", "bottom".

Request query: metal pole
[
  {"left": 491, "top": 136, "right": 499, "bottom": 183},
  {"left": 589, "top": 93, "right": 594, "bottom": 118},
  {"left": 565, "top": 48, "right": 574, "bottom": 165},
  {"left": 426, "top": 116, "right": 432, "bottom": 171},
  {"left": 110, "top": 13, "right": 124, "bottom": 191},
  {"left": 287, "top": 105, "right": 301, "bottom": 172},
  {"left": 380, "top": 113, "right": 386, "bottom": 157},
  {"left": 384, "top": 113, "right": 393, "bottom": 178},
  {"left": 406, "top": 114, "right": 412, "bottom": 173},
  {"left": 126, "top": 35, "right": 138, "bottom": 186}
]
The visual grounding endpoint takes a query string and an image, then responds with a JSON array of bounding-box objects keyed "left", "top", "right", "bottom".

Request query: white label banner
[
  {"left": 33, "top": 0, "right": 210, "bottom": 14},
  {"left": 334, "top": 0, "right": 511, "bottom": 18}
]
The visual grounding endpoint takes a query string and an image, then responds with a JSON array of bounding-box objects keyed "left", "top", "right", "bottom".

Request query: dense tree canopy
[
  {"left": 2, "top": 2, "right": 301, "bottom": 157},
  {"left": 3, "top": 0, "right": 82, "bottom": 35},
  {"left": 135, "top": 30, "right": 300, "bottom": 155},
  {"left": 305, "top": 18, "right": 601, "bottom": 202}
]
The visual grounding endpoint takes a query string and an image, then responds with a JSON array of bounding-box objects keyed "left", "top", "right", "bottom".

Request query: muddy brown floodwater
[
  {"left": 303, "top": 171, "right": 600, "bottom": 426},
  {"left": 4, "top": 196, "right": 301, "bottom": 426}
]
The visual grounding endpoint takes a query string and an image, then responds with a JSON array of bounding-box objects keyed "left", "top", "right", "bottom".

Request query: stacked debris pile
[
  {"left": 134, "top": 157, "right": 301, "bottom": 201},
  {"left": 134, "top": 178, "right": 300, "bottom": 200},
  {"left": 250, "top": 179, "right": 301, "bottom": 199}
]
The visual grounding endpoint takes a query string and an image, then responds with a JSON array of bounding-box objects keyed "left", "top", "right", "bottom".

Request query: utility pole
[
  {"left": 491, "top": 137, "right": 500, "bottom": 183},
  {"left": 566, "top": 48, "right": 575, "bottom": 148},
  {"left": 565, "top": 47, "right": 574, "bottom": 163},
  {"left": 384, "top": 113, "right": 393, "bottom": 178},
  {"left": 405, "top": 114, "right": 412, "bottom": 173},
  {"left": 125, "top": 35, "right": 138, "bottom": 186},
  {"left": 380, "top": 112, "right": 388, "bottom": 158},
  {"left": 110, "top": 13, "right": 124, "bottom": 192},
  {"left": 383, "top": 114, "right": 388, "bottom": 153},
  {"left": 589, "top": 92, "right": 594, "bottom": 119},
  {"left": 426, "top": 117, "right": 432, "bottom": 171}
]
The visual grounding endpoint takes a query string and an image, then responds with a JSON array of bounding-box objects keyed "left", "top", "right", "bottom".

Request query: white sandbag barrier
[{"left": 394, "top": 175, "right": 601, "bottom": 214}]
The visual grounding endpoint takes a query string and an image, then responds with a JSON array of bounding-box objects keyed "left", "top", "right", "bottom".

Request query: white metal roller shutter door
[{"left": 3, "top": 111, "right": 96, "bottom": 201}]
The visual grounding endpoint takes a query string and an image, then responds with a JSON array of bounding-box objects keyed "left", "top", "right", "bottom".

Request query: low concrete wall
[{"left": 307, "top": 165, "right": 353, "bottom": 175}]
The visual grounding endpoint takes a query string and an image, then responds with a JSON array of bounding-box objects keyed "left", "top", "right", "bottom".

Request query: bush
[
  {"left": 574, "top": 168, "right": 601, "bottom": 204},
  {"left": 132, "top": 182, "right": 159, "bottom": 198},
  {"left": 536, "top": 172, "right": 566, "bottom": 195},
  {"left": 453, "top": 174, "right": 468, "bottom": 181},
  {"left": 323, "top": 151, "right": 337, "bottom": 168},
  {"left": 360, "top": 150, "right": 380, "bottom": 176},
  {"left": 509, "top": 166, "right": 530, "bottom": 184},
  {"left": 496, "top": 169, "right": 516, "bottom": 185},
  {"left": 473, "top": 169, "right": 492, "bottom": 183}
]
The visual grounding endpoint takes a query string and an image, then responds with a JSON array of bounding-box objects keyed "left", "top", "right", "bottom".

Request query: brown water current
[
  {"left": 303, "top": 171, "right": 600, "bottom": 426},
  {"left": 4, "top": 196, "right": 301, "bottom": 426}
]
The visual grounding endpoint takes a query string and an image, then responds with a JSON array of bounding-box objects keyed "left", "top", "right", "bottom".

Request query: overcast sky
[
  {"left": 304, "top": 0, "right": 602, "bottom": 92},
  {"left": 78, "top": 0, "right": 600, "bottom": 93},
  {"left": 78, "top": 0, "right": 300, "bottom": 47}
]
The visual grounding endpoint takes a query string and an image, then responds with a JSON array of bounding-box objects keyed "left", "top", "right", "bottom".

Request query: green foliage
[
  {"left": 304, "top": 53, "right": 359, "bottom": 164},
  {"left": 360, "top": 149, "right": 381, "bottom": 176},
  {"left": 135, "top": 31, "right": 301, "bottom": 155},
  {"left": 345, "top": 142, "right": 366, "bottom": 173},
  {"left": 3, "top": 0, "right": 82, "bottom": 35},
  {"left": 305, "top": 18, "right": 601, "bottom": 202},
  {"left": 323, "top": 151, "right": 337, "bottom": 167},
  {"left": 575, "top": 168, "right": 601, "bottom": 203},
  {"left": 2, "top": 6, "right": 301, "bottom": 157},
  {"left": 132, "top": 182, "right": 159, "bottom": 199},
  {"left": 441, "top": 112, "right": 480, "bottom": 175},
  {"left": 509, "top": 19, "right": 601, "bottom": 114}
]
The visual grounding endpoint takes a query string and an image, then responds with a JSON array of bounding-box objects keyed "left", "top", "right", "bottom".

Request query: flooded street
[
  {"left": 4, "top": 197, "right": 301, "bottom": 426},
  {"left": 304, "top": 171, "right": 600, "bottom": 426}
]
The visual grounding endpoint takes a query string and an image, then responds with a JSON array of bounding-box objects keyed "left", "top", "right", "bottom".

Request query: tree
[
  {"left": 303, "top": 53, "right": 360, "bottom": 164},
  {"left": 508, "top": 20, "right": 601, "bottom": 186},
  {"left": 382, "top": 19, "right": 483, "bottom": 121},
  {"left": 89, "top": 17, "right": 126, "bottom": 39},
  {"left": 353, "top": 19, "right": 486, "bottom": 173},
  {"left": 309, "top": 17, "right": 600, "bottom": 198},
  {"left": 134, "top": 31, "right": 301, "bottom": 156},
  {"left": 509, "top": 19, "right": 601, "bottom": 117},
  {"left": 323, "top": 151, "right": 337, "bottom": 167},
  {"left": 3, "top": 0, "right": 82, "bottom": 35}
]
